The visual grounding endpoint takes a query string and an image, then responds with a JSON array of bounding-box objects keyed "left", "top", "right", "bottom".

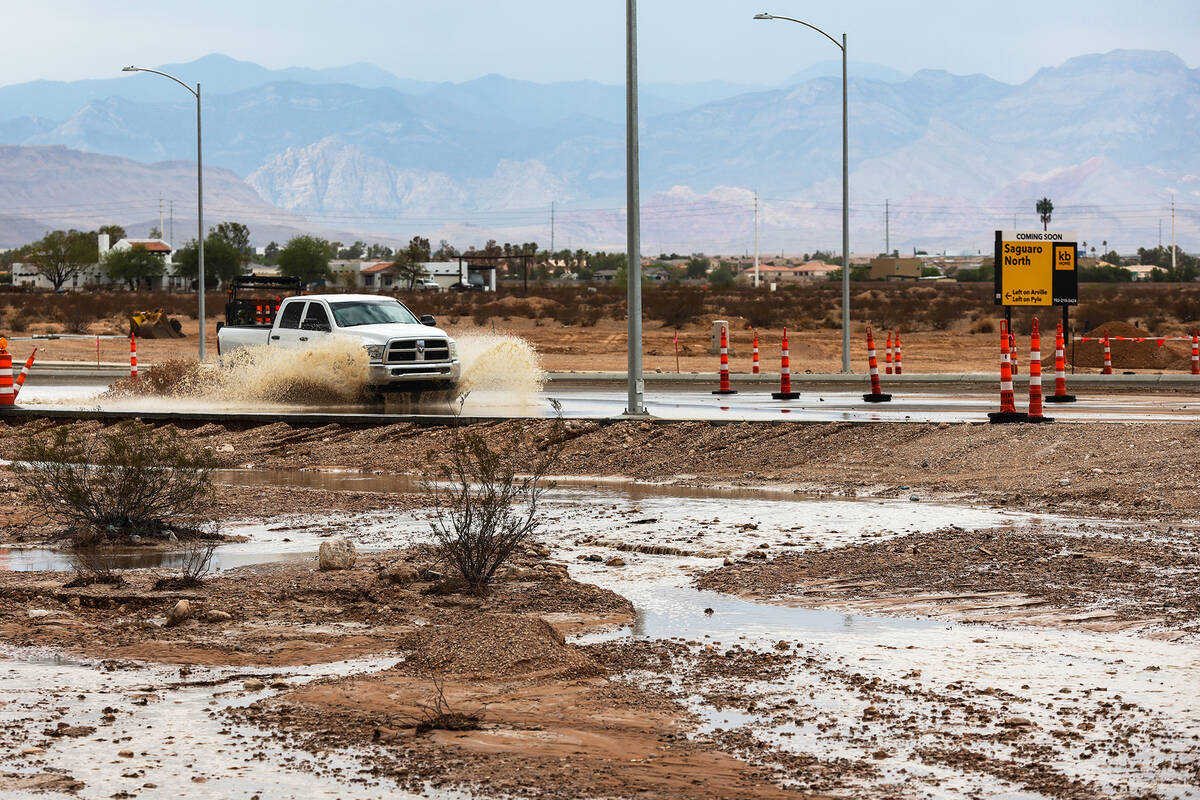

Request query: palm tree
[{"left": 1036, "top": 198, "right": 1054, "bottom": 231}]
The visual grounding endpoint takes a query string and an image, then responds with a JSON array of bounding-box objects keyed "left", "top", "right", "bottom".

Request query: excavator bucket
[{"left": 129, "top": 309, "right": 185, "bottom": 339}]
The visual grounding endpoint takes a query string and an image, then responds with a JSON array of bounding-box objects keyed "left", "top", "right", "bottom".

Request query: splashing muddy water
[{"left": 98, "top": 332, "right": 544, "bottom": 411}]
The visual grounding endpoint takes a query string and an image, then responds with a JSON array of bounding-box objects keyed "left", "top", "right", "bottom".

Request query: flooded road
[
  {"left": 1, "top": 474, "right": 1196, "bottom": 798},
  {"left": 12, "top": 378, "right": 1200, "bottom": 423}
]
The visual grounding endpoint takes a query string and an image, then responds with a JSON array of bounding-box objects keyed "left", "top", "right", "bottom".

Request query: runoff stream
[{"left": 1, "top": 472, "right": 1197, "bottom": 799}]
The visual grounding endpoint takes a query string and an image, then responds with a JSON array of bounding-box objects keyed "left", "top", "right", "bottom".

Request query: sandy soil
[{"left": 22, "top": 312, "right": 1193, "bottom": 374}]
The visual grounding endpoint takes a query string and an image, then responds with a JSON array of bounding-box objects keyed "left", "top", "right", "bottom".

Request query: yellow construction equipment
[{"left": 129, "top": 309, "right": 185, "bottom": 339}]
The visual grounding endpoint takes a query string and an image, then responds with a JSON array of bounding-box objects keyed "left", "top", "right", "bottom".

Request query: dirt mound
[
  {"left": 398, "top": 614, "right": 601, "bottom": 679},
  {"left": 1045, "top": 320, "right": 1194, "bottom": 371}
]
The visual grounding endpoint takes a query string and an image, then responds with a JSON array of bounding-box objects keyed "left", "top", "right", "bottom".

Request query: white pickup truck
[{"left": 216, "top": 294, "right": 461, "bottom": 393}]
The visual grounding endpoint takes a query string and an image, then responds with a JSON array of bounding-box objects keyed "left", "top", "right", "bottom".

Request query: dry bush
[
  {"left": 153, "top": 539, "right": 218, "bottom": 590},
  {"left": 400, "top": 672, "right": 482, "bottom": 735},
  {"left": 13, "top": 421, "right": 218, "bottom": 545},
  {"left": 64, "top": 544, "right": 123, "bottom": 587},
  {"left": 424, "top": 400, "right": 565, "bottom": 594}
]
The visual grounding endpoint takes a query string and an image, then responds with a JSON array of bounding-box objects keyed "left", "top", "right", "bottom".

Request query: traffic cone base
[
  {"left": 1044, "top": 394, "right": 1076, "bottom": 403},
  {"left": 1024, "top": 414, "right": 1054, "bottom": 423},
  {"left": 863, "top": 392, "right": 892, "bottom": 403},
  {"left": 988, "top": 410, "right": 1029, "bottom": 424},
  {"left": 772, "top": 391, "right": 799, "bottom": 400},
  {"left": 712, "top": 388, "right": 738, "bottom": 395}
]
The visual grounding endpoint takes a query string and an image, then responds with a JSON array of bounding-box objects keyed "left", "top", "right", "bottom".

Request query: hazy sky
[{"left": 2, "top": 0, "right": 1198, "bottom": 87}]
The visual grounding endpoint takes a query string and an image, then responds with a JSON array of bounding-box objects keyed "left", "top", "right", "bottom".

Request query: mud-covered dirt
[
  {"left": 3, "top": 417, "right": 1197, "bottom": 524},
  {"left": 697, "top": 527, "right": 1200, "bottom": 639}
]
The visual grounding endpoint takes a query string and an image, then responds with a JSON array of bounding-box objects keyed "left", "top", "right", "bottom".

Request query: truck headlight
[
  {"left": 364, "top": 344, "right": 385, "bottom": 361},
  {"left": 448, "top": 339, "right": 458, "bottom": 359}
]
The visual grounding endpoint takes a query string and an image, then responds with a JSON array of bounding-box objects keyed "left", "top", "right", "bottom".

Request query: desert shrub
[
  {"left": 471, "top": 306, "right": 491, "bottom": 326},
  {"left": 13, "top": 421, "right": 218, "bottom": 545},
  {"left": 153, "top": 539, "right": 218, "bottom": 590},
  {"left": 65, "top": 544, "right": 123, "bottom": 587},
  {"left": 424, "top": 402, "right": 565, "bottom": 594},
  {"left": 579, "top": 306, "right": 604, "bottom": 327},
  {"left": 7, "top": 310, "right": 30, "bottom": 332},
  {"left": 970, "top": 318, "right": 996, "bottom": 334},
  {"left": 55, "top": 294, "right": 99, "bottom": 334}
]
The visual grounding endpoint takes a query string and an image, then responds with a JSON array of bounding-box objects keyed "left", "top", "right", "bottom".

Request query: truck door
[
  {"left": 299, "top": 301, "right": 333, "bottom": 345},
  {"left": 272, "top": 299, "right": 307, "bottom": 348}
]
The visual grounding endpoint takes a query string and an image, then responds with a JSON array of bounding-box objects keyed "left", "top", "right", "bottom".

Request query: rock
[
  {"left": 703, "top": 608, "right": 714, "bottom": 615},
  {"left": 535, "top": 563, "right": 569, "bottom": 580},
  {"left": 165, "top": 600, "right": 191, "bottom": 628},
  {"left": 269, "top": 680, "right": 290, "bottom": 689},
  {"left": 318, "top": 539, "right": 356, "bottom": 571},
  {"left": 1002, "top": 716, "right": 1034, "bottom": 728},
  {"left": 242, "top": 678, "right": 265, "bottom": 691},
  {"left": 43, "top": 723, "right": 94, "bottom": 738},
  {"left": 503, "top": 565, "right": 533, "bottom": 579},
  {"left": 67, "top": 597, "right": 81, "bottom": 610},
  {"left": 118, "top": 750, "right": 133, "bottom": 758},
  {"left": 1059, "top": 478, "right": 1071, "bottom": 486},
  {"left": 723, "top": 557, "right": 734, "bottom": 566},
  {"left": 382, "top": 562, "right": 419, "bottom": 584},
  {"left": 604, "top": 557, "right": 626, "bottom": 567},
  {"left": 584, "top": 554, "right": 604, "bottom": 562},
  {"left": 202, "top": 610, "right": 232, "bottom": 624},
  {"left": 862, "top": 705, "right": 880, "bottom": 720},
  {"left": 20, "top": 746, "right": 45, "bottom": 755}
]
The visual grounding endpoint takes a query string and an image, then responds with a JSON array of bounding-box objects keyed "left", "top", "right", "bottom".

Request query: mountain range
[{"left": 0, "top": 51, "right": 1195, "bottom": 253}]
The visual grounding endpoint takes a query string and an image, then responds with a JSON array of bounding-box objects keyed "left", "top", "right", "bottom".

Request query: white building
[{"left": 12, "top": 233, "right": 174, "bottom": 290}]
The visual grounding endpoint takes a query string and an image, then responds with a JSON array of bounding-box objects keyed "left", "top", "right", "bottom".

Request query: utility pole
[
  {"left": 158, "top": 194, "right": 163, "bottom": 239},
  {"left": 885, "top": 198, "right": 889, "bottom": 255},
  {"left": 169, "top": 200, "right": 174, "bottom": 249},
  {"left": 1171, "top": 195, "right": 1176, "bottom": 273},
  {"left": 624, "top": 0, "right": 645, "bottom": 416},
  {"left": 753, "top": 191, "right": 760, "bottom": 288},
  {"left": 550, "top": 201, "right": 555, "bottom": 255}
]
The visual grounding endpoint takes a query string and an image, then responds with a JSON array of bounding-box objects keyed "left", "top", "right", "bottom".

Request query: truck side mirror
[{"left": 420, "top": 314, "right": 437, "bottom": 327}]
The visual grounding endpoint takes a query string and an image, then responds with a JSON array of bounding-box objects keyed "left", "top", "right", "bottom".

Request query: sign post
[{"left": 993, "top": 230, "right": 1079, "bottom": 414}]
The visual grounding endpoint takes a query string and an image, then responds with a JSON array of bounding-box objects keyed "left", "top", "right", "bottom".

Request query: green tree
[
  {"left": 433, "top": 240, "right": 458, "bottom": 261},
  {"left": 366, "top": 243, "right": 394, "bottom": 260},
  {"left": 98, "top": 224, "right": 126, "bottom": 243},
  {"left": 211, "top": 221, "right": 252, "bottom": 264},
  {"left": 27, "top": 229, "right": 97, "bottom": 290},
  {"left": 1036, "top": 197, "right": 1054, "bottom": 231},
  {"left": 263, "top": 241, "right": 280, "bottom": 264},
  {"left": 707, "top": 263, "right": 734, "bottom": 288},
  {"left": 174, "top": 236, "right": 243, "bottom": 288},
  {"left": 391, "top": 236, "right": 433, "bottom": 289},
  {"left": 685, "top": 255, "right": 710, "bottom": 279},
  {"left": 103, "top": 245, "right": 166, "bottom": 290},
  {"left": 278, "top": 235, "right": 332, "bottom": 284}
]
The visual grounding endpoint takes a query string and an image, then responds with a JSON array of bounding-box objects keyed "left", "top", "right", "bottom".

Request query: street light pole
[
  {"left": 122, "top": 66, "right": 206, "bottom": 362},
  {"left": 625, "top": 0, "right": 646, "bottom": 415},
  {"left": 753, "top": 13, "right": 851, "bottom": 372}
]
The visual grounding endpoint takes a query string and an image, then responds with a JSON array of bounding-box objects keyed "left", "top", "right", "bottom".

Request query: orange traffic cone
[
  {"left": 1191, "top": 329, "right": 1199, "bottom": 375},
  {"left": 1101, "top": 330, "right": 1113, "bottom": 374},
  {"left": 772, "top": 327, "right": 799, "bottom": 400},
  {"left": 885, "top": 332, "right": 893, "bottom": 375},
  {"left": 13, "top": 347, "right": 37, "bottom": 399},
  {"left": 1026, "top": 318, "right": 1052, "bottom": 423},
  {"left": 863, "top": 327, "right": 892, "bottom": 402},
  {"left": 988, "top": 321, "right": 1027, "bottom": 423},
  {"left": 752, "top": 330, "right": 760, "bottom": 375},
  {"left": 1045, "top": 320, "right": 1076, "bottom": 403},
  {"left": 0, "top": 338, "right": 13, "bottom": 407},
  {"left": 130, "top": 333, "right": 138, "bottom": 382},
  {"left": 1008, "top": 330, "right": 1018, "bottom": 376},
  {"left": 712, "top": 323, "right": 736, "bottom": 395},
  {"left": 894, "top": 330, "right": 903, "bottom": 375}
]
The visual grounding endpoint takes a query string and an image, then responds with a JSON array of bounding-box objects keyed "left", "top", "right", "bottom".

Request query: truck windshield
[{"left": 328, "top": 300, "right": 419, "bottom": 327}]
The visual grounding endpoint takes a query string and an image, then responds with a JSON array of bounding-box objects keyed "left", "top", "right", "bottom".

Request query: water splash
[{"left": 455, "top": 332, "right": 545, "bottom": 398}]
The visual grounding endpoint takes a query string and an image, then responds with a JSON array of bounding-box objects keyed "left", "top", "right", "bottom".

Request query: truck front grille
[{"left": 386, "top": 338, "right": 450, "bottom": 363}]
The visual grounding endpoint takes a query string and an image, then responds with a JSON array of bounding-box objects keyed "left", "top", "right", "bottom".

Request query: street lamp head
[
  {"left": 753, "top": 12, "right": 774, "bottom": 19},
  {"left": 121, "top": 66, "right": 139, "bottom": 72}
]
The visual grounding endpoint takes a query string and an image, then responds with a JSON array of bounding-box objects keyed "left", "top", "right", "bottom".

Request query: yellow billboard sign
[{"left": 993, "top": 230, "right": 1078, "bottom": 307}]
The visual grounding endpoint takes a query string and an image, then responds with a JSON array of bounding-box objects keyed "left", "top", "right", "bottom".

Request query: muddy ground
[
  {"left": 3, "top": 416, "right": 1197, "bottom": 530},
  {"left": 1, "top": 416, "right": 1198, "bottom": 798}
]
